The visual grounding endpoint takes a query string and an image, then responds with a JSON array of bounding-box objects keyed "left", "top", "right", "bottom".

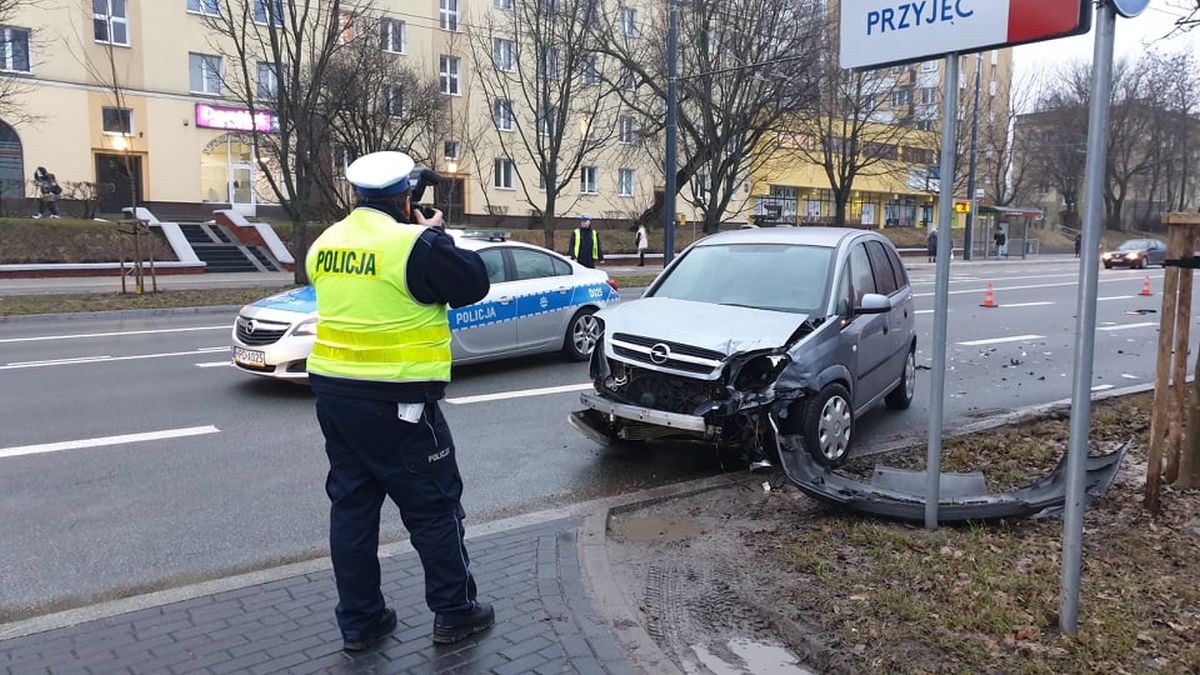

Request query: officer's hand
[{"left": 415, "top": 207, "right": 445, "bottom": 229}]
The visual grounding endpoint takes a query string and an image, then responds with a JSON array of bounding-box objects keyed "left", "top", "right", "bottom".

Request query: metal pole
[
  {"left": 1060, "top": 0, "right": 1115, "bottom": 636},
  {"left": 662, "top": 0, "right": 679, "bottom": 266},
  {"left": 925, "top": 53, "right": 959, "bottom": 530},
  {"left": 964, "top": 54, "right": 982, "bottom": 261}
]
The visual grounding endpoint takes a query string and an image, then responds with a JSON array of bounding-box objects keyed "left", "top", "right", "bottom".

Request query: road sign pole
[
  {"left": 1059, "top": 0, "right": 1116, "bottom": 635},
  {"left": 662, "top": 0, "right": 679, "bottom": 266},
  {"left": 964, "top": 55, "right": 982, "bottom": 261},
  {"left": 925, "top": 53, "right": 959, "bottom": 530}
]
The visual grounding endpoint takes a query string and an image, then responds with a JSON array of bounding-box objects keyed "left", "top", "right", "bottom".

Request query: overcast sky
[{"left": 1013, "top": 2, "right": 1199, "bottom": 78}]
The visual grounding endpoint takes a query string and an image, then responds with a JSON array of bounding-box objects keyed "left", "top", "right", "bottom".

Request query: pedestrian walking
[
  {"left": 993, "top": 226, "right": 1007, "bottom": 259},
  {"left": 1074, "top": 232, "right": 1081, "bottom": 258},
  {"left": 306, "top": 151, "right": 494, "bottom": 652},
  {"left": 569, "top": 214, "right": 604, "bottom": 269},
  {"left": 635, "top": 223, "right": 649, "bottom": 266},
  {"left": 926, "top": 227, "right": 938, "bottom": 262},
  {"left": 32, "top": 167, "right": 60, "bottom": 219}
]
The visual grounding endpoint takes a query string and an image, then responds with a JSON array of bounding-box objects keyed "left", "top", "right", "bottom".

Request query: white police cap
[{"left": 345, "top": 151, "right": 416, "bottom": 195}]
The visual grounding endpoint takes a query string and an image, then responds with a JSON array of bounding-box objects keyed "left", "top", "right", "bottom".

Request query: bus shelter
[{"left": 976, "top": 206, "right": 1044, "bottom": 260}]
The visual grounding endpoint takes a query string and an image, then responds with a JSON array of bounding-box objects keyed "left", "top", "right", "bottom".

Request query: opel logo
[
  {"left": 246, "top": 319, "right": 258, "bottom": 334},
  {"left": 649, "top": 343, "right": 671, "bottom": 365}
]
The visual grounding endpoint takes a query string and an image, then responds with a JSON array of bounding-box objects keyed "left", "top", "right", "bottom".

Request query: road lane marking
[
  {"left": 957, "top": 334, "right": 1045, "bottom": 347},
  {"left": 909, "top": 272, "right": 1082, "bottom": 287},
  {"left": 445, "top": 383, "right": 592, "bottom": 405},
  {"left": 1091, "top": 384, "right": 1116, "bottom": 392},
  {"left": 0, "top": 326, "right": 228, "bottom": 344},
  {"left": 1, "top": 347, "right": 229, "bottom": 370},
  {"left": 1002, "top": 301, "right": 1055, "bottom": 308},
  {"left": 915, "top": 309, "right": 937, "bottom": 315},
  {"left": 0, "top": 425, "right": 221, "bottom": 460},
  {"left": 914, "top": 276, "right": 1162, "bottom": 298},
  {"left": 1097, "top": 322, "right": 1157, "bottom": 332},
  {"left": 195, "top": 361, "right": 232, "bottom": 368},
  {"left": 1098, "top": 295, "right": 1135, "bottom": 301}
]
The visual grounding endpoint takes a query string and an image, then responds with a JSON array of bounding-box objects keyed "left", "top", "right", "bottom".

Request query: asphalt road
[{"left": 0, "top": 259, "right": 1178, "bottom": 620}]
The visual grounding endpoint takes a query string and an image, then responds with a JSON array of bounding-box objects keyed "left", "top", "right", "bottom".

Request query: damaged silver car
[{"left": 570, "top": 228, "right": 917, "bottom": 468}]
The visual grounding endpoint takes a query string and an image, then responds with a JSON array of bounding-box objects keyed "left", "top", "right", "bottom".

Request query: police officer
[
  {"left": 306, "top": 151, "right": 494, "bottom": 651},
  {"left": 568, "top": 214, "right": 604, "bottom": 268}
]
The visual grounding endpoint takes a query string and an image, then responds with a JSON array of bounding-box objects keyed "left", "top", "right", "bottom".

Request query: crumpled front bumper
[{"left": 576, "top": 391, "right": 708, "bottom": 432}]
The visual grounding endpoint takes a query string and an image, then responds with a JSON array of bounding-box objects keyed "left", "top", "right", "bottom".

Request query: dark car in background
[{"left": 1102, "top": 239, "right": 1167, "bottom": 269}]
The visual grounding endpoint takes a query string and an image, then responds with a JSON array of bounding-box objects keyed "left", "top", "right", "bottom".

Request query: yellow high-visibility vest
[
  {"left": 305, "top": 208, "right": 451, "bottom": 383},
  {"left": 573, "top": 228, "right": 599, "bottom": 259}
]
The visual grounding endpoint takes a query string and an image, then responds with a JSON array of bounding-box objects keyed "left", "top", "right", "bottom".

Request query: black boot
[
  {"left": 342, "top": 608, "right": 397, "bottom": 652},
  {"left": 433, "top": 602, "right": 495, "bottom": 645}
]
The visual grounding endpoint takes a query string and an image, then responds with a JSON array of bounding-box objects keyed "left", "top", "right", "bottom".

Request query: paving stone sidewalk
[{"left": 0, "top": 518, "right": 634, "bottom": 675}]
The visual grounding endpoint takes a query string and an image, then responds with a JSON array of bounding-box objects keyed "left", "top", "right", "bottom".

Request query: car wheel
[
  {"left": 1104, "top": 263, "right": 1113, "bottom": 270},
  {"left": 563, "top": 308, "right": 600, "bottom": 361},
  {"left": 804, "top": 383, "right": 854, "bottom": 467},
  {"left": 885, "top": 350, "right": 916, "bottom": 411},
  {"left": 1137, "top": 257, "right": 1147, "bottom": 269}
]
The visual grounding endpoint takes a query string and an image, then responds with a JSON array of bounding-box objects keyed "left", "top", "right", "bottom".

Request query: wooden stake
[
  {"left": 1146, "top": 226, "right": 1182, "bottom": 512},
  {"left": 1166, "top": 226, "right": 1194, "bottom": 484}
]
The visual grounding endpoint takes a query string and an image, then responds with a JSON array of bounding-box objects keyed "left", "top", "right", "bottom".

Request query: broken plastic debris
[
  {"left": 762, "top": 481, "right": 772, "bottom": 493},
  {"left": 1121, "top": 373, "right": 1139, "bottom": 380}
]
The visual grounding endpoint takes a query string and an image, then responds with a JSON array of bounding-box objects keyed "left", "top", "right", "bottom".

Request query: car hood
[
  {"left": 598, "top": 296, "right": 810, "bottom": 356},
  {"left": 250, "top": 286, "right": 316, "bottom": 315}
]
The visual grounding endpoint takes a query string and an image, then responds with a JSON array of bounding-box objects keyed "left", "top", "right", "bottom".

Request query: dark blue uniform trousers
[{"left": 315, "top": 395, "right": 478, "bottom": 639}]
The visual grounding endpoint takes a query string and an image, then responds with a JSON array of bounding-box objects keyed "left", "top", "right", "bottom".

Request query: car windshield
[
  {"left": 1117, "top": 240, "right": 1147, "bottom": 251},
  {"left": 650, "top": 243, "right": 832, "bottom": 314}
]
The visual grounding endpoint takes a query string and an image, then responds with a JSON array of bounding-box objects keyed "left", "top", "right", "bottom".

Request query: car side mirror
[{"left": 854, "top": 293, "right": 891, "bottom": 315}]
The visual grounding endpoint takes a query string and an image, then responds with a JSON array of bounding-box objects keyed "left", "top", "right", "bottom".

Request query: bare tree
[
  {"left": 315, "top": 15, "right": 446, "bottom": 213},
  {"left": 202, "top": 0, "right": 358, "bottom": 283},
  {"left": 594, "top": 0, "right": 821, "bottom": 232},
  {"left": 469, "top": 0, "right": 622, "bottom": 248},
  {"left": 979, "top": 71, "right": 1039, "bottom": 207},
  {"left": 0, "top": 0, "right": 38, "bottom": 129}
]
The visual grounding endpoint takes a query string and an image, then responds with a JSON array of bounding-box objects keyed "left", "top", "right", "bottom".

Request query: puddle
[
  {"left": 610, "top": 516, "right": 701, "bottom": 543},
  {"left": 689, "top": 638, "right": 814, "bottom": 674}
]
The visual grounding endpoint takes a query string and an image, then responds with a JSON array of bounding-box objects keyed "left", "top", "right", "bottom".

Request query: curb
[
  {"left": 0, "top": 304, "right": 243, "bottom": 324},
  {"left": 0, "top": 474, "right": 736, "bottom": 642}
]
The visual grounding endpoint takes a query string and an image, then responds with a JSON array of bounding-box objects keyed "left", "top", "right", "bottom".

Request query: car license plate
[{"left": 233, "top": 347, "right": 266, "bottom": 367}]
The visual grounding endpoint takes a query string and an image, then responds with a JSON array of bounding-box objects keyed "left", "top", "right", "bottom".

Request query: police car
[{"left": 231, "top": 230, "right": 619, "bottom": 380}]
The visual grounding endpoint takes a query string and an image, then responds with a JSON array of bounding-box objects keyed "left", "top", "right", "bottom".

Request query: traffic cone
[
  {"left": 1140, "top": 276, "right": 1153, "bottom": 297},
  {"left": 981, "top": 282, "right": 998, "bottom": 308}
]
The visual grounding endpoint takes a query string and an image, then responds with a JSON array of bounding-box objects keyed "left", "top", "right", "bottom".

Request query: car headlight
[
  {"left": 1101, "top": 253, "right": 1112, "bottom": 259},
  {"left": 1126, "top": 252, "right": 1139, "bottom": 259},
  {"left": 293, "top": 318, "right": 318, "bottom": 337},
  {"left": 732, "top": 353, "right": 790, "bottom": 392}
]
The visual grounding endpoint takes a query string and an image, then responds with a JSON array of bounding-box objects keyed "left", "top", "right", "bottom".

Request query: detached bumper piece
[
  {"left": 777, "top": 440, "right": 1130, "bottom": 524},
  {"left": 576, "top": 391, "right": 709, "bottom": 433}
]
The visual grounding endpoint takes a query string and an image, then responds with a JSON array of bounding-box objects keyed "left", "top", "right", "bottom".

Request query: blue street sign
[{"left": 1111, "top": 0, "right": 1150, "bottom": 18}]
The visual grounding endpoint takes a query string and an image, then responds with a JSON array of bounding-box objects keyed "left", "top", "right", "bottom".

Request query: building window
[
  {"left": 916, "top": 120, "right": 933, "bottom": 131},
  {"left": 922, "top": 60, "right": 938, "bottom": 72},
  {"left": 494, "top": 158, "right": 515, "bottom": 189},
  {"left": 439, "top": 0, "right": 459, "bottom": 32},
  {"left": 101, "top": 107, "right": 133, "bottom": 135},
  {"left": 256, "top": 62, "right": 278, "bottom": 99},
  {"left": 920, "top": 87, "right": 935, "bottom": 105},
  {"left": 891, "top": 88, "right": 912, "bottom": 107},
  {"left": 581, "top": 53, "right": 601, "bottom": 86},
  {"left": 383, "top": 85, "right": 405, "bottom": 117},
  {"left": 621, "top": 7, "right": 638, "bottom": 36},
  {"left": 537, "top": 106, "right": 558, "bottom": 136},
  {"left": 381, "top": 18, "right": 405, "bottom": 54},
  {"left": 187, "top": 0, "right": 221, "bottom": 16},
  {"left": 0, "top": 27, "right": 30, "bottom": 73},
  {"left": 444, "top": 140, "right": 460, "bottom": 160},
  {"left": 495, "top": 0, "right": 512, "bottom": 8},
  {"left": 538, "top": 161, "right": 552, "bottom": 191},
  {"left": 618, "top": 66, "right": 634, "bottom": 90},
  {"left": 189, "top": 53, "right": 223, "bottom": 95},
  {"left": 618, "top": 168, "right": 633, "bottom": 197},
  {"left": 989, "top": 79, "right": 997, "bottom": 96},
  {"left": 580, "top": 166, "right": 598, "bottom": 194},
  {"left": 538, "top": 47, "right": 559, "bottom": 80},
  {"left": 94, "top": 0, "right": 129, "bottom": 45},
  {"left": 618, "top": 116, "right": 635, "bottom": 144},
  {"left": 440, "top": 55, "right": 461, "bottom": 95},
  {"left": 493, "top": 38, "right": 515, "bottom": 72},
  {"left": 493, "top": 98, "right": 514, "bottom": 130},
  {"left": 253, "top": 0, "right": 283, "bottom": 26}
]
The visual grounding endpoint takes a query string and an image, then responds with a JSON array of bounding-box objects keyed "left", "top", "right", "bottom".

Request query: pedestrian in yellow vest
[
  {"left": 568, "top": 214, "right": 604, "bottom": 268},
  {"left": 306, "top": 151, "right": 494, "bottom": 651}
]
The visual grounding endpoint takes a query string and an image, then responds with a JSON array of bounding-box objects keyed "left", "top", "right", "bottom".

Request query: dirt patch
[
  {"left": 605, "top": 393, "right": 1200, "bottom": 673},
  {"left": 0, "top": 219, "right": 175, "bottom": 264}
]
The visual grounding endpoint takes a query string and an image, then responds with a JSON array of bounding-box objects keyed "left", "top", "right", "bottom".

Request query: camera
[{"left": 408, "top": 168, "right": 442, "bottom": 224}]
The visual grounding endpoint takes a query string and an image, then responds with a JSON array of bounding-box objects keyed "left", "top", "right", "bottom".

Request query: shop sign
[{"left": 195, "top": 103, "right": 279, "bottom": 134}]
